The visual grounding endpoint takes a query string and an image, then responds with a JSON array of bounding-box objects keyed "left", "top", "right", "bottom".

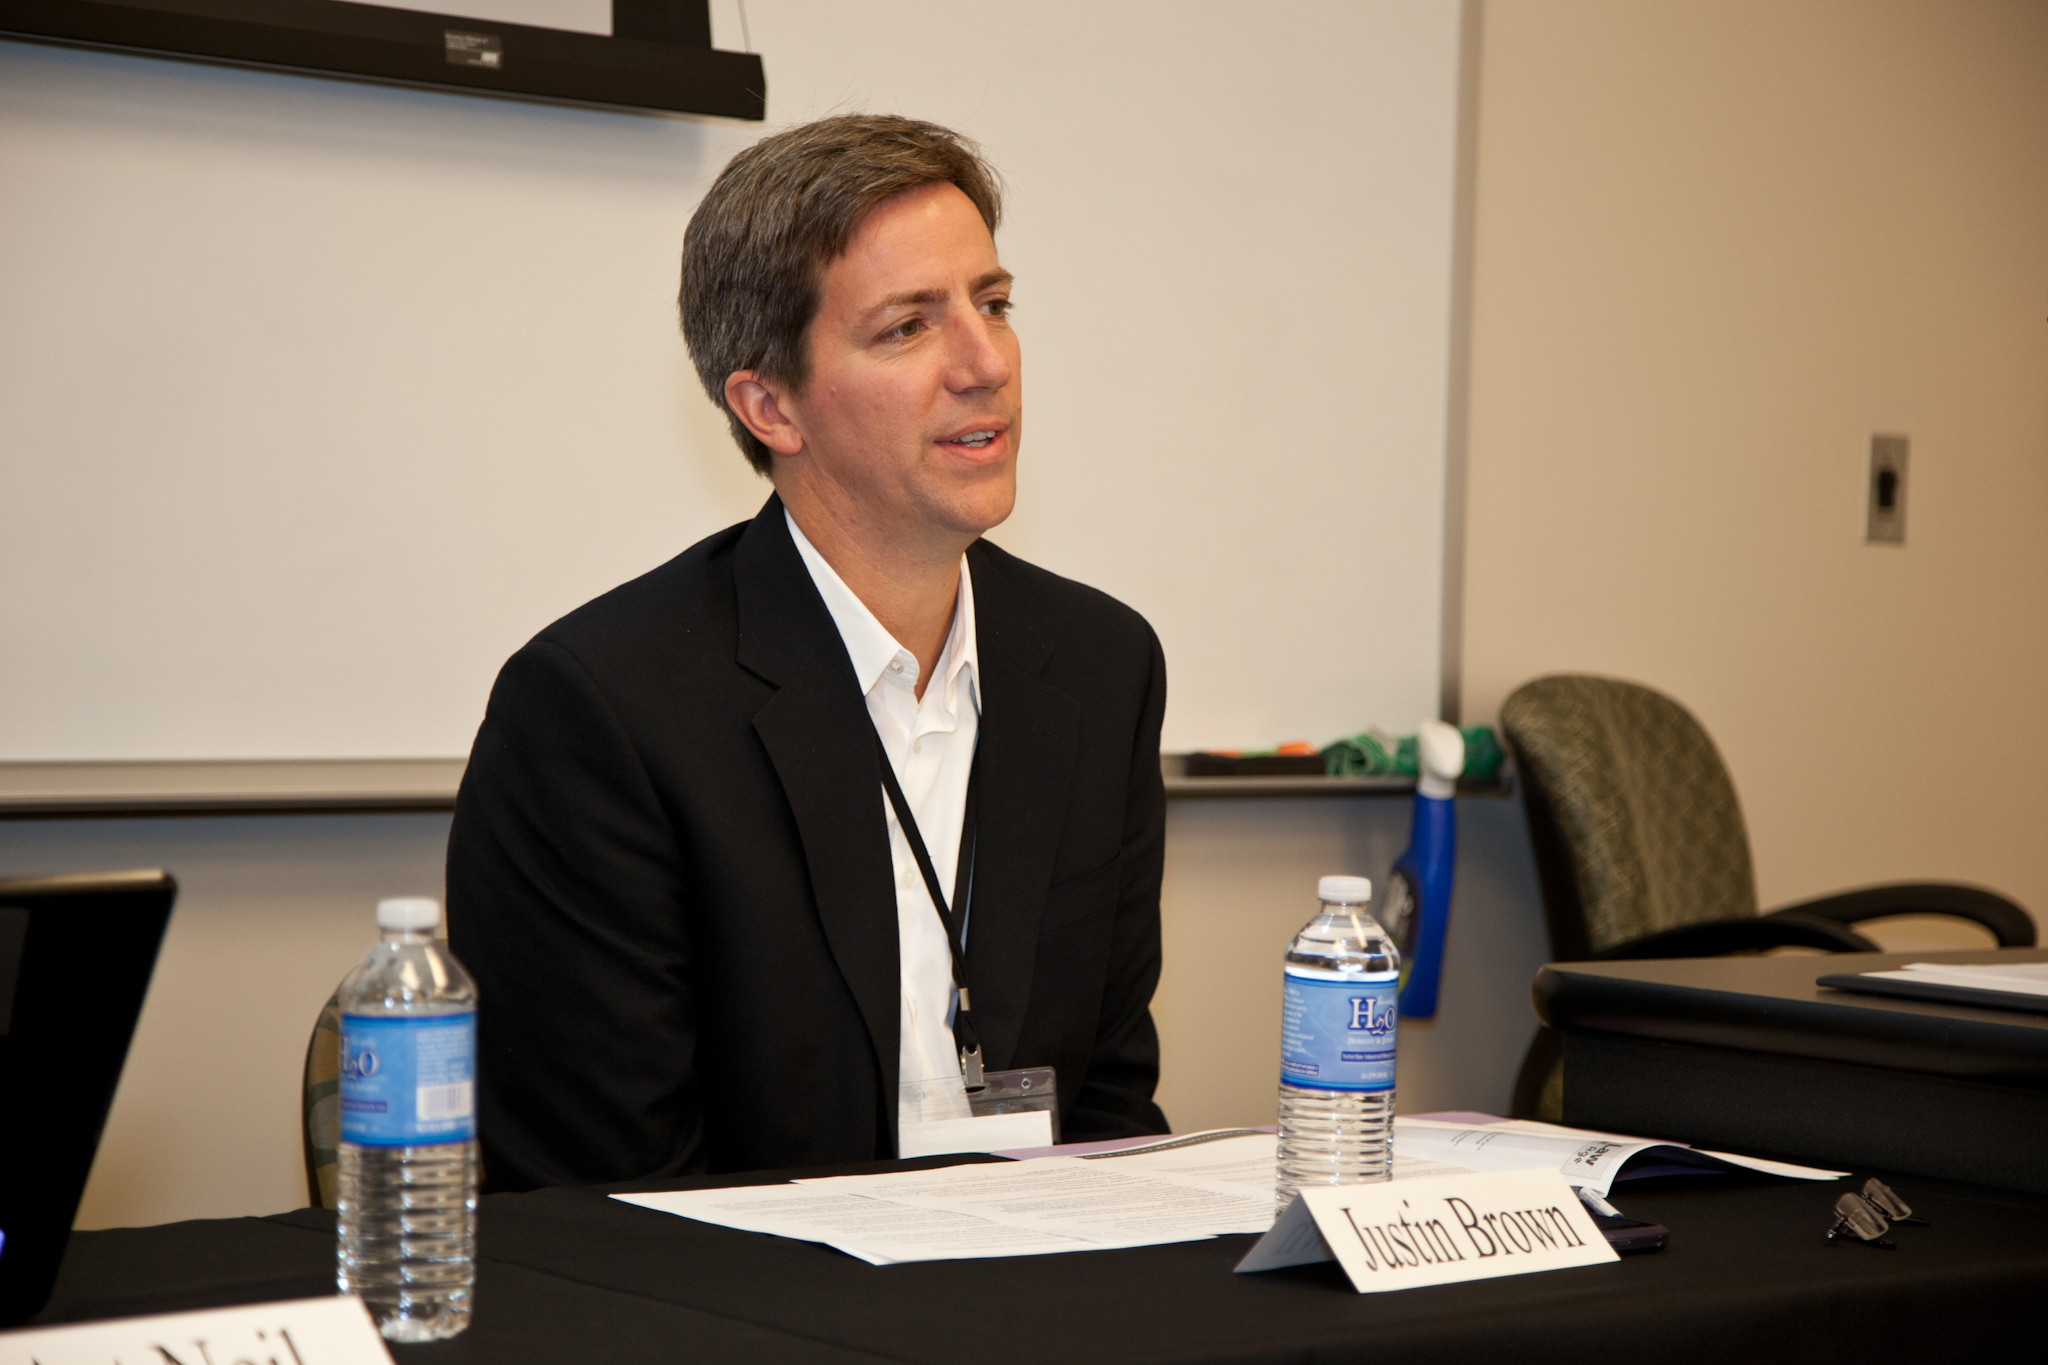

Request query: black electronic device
[
  {"left": 1592, "top": 1212, "right": 1669, "bottom": 1255},
  {"left": 0, "top": 869, "right": 176, "bottom": 1327}
]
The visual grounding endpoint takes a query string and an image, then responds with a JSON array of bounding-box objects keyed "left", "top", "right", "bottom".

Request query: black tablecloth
[{"left": 35, "top": 1157, "right": 2045, "bottom": 1363}]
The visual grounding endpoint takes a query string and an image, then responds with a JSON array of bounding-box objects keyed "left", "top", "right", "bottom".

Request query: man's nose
[{"left": 945, "top": 313, "right": 1013, "bottom": 392}]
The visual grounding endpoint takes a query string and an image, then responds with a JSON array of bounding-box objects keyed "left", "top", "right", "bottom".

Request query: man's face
[{"left": 772, "top": 181, "right": 1021, "bottom": 549}]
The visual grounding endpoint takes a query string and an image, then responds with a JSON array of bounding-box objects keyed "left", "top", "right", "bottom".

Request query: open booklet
[
  {"left": 612, "top": 1118, "right": 1840, "bottom": 1265},
  {"left": 1390, "top": 1116, "right": 1844, "bottom": 1197}
]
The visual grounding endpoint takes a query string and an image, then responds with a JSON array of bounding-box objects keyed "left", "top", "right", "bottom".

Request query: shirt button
[{"left": 888, "top": 660, "right": 905, "bottom": 674}]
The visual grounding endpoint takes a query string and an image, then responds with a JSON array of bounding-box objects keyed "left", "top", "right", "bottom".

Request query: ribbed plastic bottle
[
  {"left": 336, "top": 897, "right": 478, "bottom": 1342},
  {"left": 1379, "top": 720, "right": 1465, "bottom": 1020},
  {"left": 1275, "top": 875, "right": 1401, "bottom": 1208}
]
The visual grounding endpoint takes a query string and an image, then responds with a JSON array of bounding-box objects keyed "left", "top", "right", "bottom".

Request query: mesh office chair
[
  {"left": 1502, "top": 674, "right": 2035, "bottom": 1118},
  {"left": 302, "top": 990, "right": 342, "bottom": 1210}
]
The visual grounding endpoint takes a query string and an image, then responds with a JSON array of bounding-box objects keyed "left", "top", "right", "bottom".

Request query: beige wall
[
  {"left": 1460, "top": 0, "right": 2048, "bottom": 925},
  {"left": 0, "top": 815, "right": 449, "bottom": 1230}
]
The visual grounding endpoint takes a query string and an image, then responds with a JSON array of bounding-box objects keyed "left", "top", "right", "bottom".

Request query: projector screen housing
[{"left": 0, "top": 0, "right": 764, "bottom": 119}]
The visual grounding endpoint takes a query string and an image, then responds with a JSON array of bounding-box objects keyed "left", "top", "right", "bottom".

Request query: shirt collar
[
  {"left": 786, "top": 509, "right": 979, "bottom": 710},
  {"left": 938, "top": 552, "right": 980, "bottom": 717}
]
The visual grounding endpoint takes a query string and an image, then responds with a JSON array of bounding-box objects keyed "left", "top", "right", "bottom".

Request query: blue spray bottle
[{"left": 1383, "top": 720, "right": 1463, "bottom": 1019}]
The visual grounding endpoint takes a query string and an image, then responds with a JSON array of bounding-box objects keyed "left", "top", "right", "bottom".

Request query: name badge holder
[
  {"left": 966, "top": 1063, "right": 1059, "bottom": 1140},
  {"left": 876, "top": 737, "right": 1058, "bottom": 1149}
]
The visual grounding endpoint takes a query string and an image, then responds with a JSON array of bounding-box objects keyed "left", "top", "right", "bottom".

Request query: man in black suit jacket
[{"left": 448, "top": 115, "right": 1169, "bottom": 1193}]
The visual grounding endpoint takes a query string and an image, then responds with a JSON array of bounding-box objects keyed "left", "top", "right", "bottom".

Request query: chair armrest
[
  {"left": 1590, "top": 913, "right": 1878, "bottom": 960},
  {"left": 1767, "top": 883, "right": 2037, "bottom": 948}
]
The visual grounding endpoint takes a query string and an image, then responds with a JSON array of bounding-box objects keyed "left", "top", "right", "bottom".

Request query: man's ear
[{"left": 724, "top": 371, "right": 807, "bottom": 458}]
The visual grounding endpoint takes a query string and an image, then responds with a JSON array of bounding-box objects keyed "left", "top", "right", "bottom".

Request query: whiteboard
[{"left": 0, "top": 1, "right": 1464, "bottom": 762}]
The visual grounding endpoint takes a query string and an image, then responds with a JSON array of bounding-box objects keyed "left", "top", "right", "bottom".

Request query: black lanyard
[{"left": 874, "top": 730, "right": 984, "bottom": 1089}]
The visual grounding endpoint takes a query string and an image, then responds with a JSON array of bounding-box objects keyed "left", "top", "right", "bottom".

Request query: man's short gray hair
[{"left": 678, "top": 114, "right": 1004, "bottom": 474}]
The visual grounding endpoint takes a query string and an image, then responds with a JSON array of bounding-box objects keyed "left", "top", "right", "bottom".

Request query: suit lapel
[
  {"left": 963, "top": 543, "right": 1080, "bottom": 1072},
  {"left": 733, "top": 497, "right": 903, "bottom": 1108},
  {"left": 732, "top": 510, "right": 1082, "bottom": 1109}
]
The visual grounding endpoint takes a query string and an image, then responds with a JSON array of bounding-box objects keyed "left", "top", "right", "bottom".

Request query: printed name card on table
[
  {"left": 1236, "top": 1169, "right": 1618, "bottom": 1292},
  {"left": 0, "top": 1295, "right": 392, "bottom": 1365}
]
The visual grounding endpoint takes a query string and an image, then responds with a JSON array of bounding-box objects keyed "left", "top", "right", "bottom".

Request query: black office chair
[{"left": 1501, "top": 674, "right": 2034, "bottom": 1118}]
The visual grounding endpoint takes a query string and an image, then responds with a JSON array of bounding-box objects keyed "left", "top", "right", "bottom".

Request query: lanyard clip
[{"left": 959, "top": 1043, "right": 985, "bottom": 1091}]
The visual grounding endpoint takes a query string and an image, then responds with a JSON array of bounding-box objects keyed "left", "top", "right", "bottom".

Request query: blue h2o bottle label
[
  {"left": 339, "top": 1013, "right": 476, "bottom": 1146},
  {"left": 1280, "top": 974, "right": 1397, "bottom": 1091}
]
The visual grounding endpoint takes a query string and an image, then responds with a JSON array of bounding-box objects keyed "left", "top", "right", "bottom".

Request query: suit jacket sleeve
[
  {"left": 1066, "top": 625, "right": 1170, "bottom": 1139},
  {"left": 446, "top": 638, "right": 701, "bottom": 1192}
]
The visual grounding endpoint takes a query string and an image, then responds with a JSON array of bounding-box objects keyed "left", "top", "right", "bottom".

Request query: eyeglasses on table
[{"left": 1825, "top": 1178, "right": 1928, "bottom": 1250}]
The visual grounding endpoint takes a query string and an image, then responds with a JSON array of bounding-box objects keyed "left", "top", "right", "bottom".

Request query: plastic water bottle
[
  {"left": 1276, "top": 875, "right": 1401, "bottom": 1208},
  {"left": 336, "top": 897, "right": 478, "bottom": 1342}
]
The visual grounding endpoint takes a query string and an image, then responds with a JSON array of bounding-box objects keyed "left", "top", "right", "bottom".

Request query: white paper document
[
  {"left": 1392, "top": 1118, "right": 1845, "bottom": 1195},
  {"left": 1079, "top": 1130, "right": 1468, "bottom": 1193},
  {"left": 1078, "top": 1131, "right": 1284, "bottom": 1190},
  {"left": 614, "top": 1119, "right": 1843, "bottom": 1266},
  {"left": 1869, "top": 960, "right": 2048, "bottom": 998},
  {"left": 612, "top": 1181, "right": 1141, "bottom": 1265},
  {"left": 616, "top": 1143, "right": 1288, "bottom": 1263},
  {"left": 799, "top": 1155, "right": 1280, "bottom": 1238}
]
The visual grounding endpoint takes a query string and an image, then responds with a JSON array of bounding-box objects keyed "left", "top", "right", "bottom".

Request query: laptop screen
[{"left": 0, "top": 870, "right": 176, "bottom": 1327}]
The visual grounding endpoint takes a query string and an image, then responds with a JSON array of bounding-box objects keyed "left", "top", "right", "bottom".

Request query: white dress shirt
[{"left": 786, "top": 512, "right": 980, "bottom": 1118}]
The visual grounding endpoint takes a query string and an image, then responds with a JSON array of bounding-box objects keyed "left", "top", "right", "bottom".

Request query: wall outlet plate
[{"left": 1867, "top": 434, "right": 1907, "bottom": 544}]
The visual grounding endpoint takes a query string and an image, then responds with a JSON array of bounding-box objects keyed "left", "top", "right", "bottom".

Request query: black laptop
[{"left": 0, "top": 870, "right": 176, "bottom": 1327}]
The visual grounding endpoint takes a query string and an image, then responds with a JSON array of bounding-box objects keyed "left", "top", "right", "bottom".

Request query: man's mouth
[{"left": 946, "top": 430, "right": 998, "bottom": 449}]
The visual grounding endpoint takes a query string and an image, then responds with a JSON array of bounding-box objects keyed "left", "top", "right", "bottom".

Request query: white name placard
[
  {"left": 1236, "top": 1169, "right": 1619, "bottom": 1292},
  {"left": 0, "top": 1295, "right": 393, "bottom": 1365}
]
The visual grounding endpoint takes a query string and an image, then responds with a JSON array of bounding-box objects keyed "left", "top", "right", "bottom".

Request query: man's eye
[
  {"left": 883, "top": 317, "right": 924, "bottom": 340},
  {"left": 983, "top": 297, "right": 1013, "bottom": 318}
]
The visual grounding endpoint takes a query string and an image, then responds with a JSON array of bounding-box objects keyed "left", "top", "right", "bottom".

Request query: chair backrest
[
  {"left": 302, "top": 990, "right": 342, "bottom": 1210},
  {"left": 1501, "top": 675, "right": 1758, "bottom": 958}
]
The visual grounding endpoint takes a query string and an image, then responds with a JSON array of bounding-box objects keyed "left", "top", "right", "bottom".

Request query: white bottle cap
[
  {"left": 1318, "top": 875, "right": 1372, "bottom": 904},
  {"left": 1416, "top": 719, "right": 1465, "bottom": 800},
  {"left": 377, "top": 896, "right": 442, "bottom": 931}
]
